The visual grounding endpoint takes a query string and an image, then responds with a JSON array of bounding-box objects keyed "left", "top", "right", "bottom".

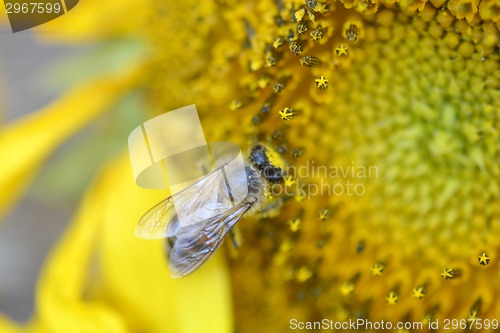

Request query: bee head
[{"left": 249, "top": 143, "right": 285, "bottom": 184}]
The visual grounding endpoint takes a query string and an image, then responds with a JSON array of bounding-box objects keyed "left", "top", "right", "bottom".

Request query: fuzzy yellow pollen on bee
[{"left": 263, "top": 187, "right": 273, "bottom": 199}]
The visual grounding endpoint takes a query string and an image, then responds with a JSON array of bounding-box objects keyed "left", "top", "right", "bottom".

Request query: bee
[{"left": 135, "top": 143, "right": 285, "bottom": 278}]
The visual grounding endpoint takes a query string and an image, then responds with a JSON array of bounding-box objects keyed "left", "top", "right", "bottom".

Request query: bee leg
[{"left": 229, "top": 229, "right": 239, "bottom": 249}]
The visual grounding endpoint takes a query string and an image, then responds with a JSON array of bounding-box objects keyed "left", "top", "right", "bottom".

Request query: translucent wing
[
  {"left": 166, "top": 197, "right": 255, "bottom": 278},
  {"left": 134, "top": 195, "right": 177, "bottom": 239},
  {"left": 135, "top": 165, "right": 248, "bottom": 239}
]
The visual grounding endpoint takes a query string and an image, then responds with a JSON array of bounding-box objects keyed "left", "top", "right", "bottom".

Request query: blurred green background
[{"left": 0, "top": 30, "right": 143, "bottom": 321}]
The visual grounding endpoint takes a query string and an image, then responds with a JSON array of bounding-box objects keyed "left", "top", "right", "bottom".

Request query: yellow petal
[
  {"left": 0, "top": 0, "right": 147, "bottom": 39},
  {"left": 98, "top": 154, "right": 234, "bottom": 333},
  {"left": 0, "top": 315, "right": 20, "bottom": 333},
  {"left": 0, "top": 71, "right": 137, "bottom": 219},
  {"left": 21, "top": 154, "right": 233, "bottom": 333},
  {"left": 33, "top": 159, "right": 127, "bottom": 333},
  {"left": 35, "top": 0, "right": 150, "bottom": 43},
  {"left": 0, "top": 10, "right": 7, "bottom": 25}
]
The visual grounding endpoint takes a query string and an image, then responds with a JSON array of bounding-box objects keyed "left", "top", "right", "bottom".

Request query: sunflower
[{"left": 0, "top": 0, "right": 499, "bottom": 332}]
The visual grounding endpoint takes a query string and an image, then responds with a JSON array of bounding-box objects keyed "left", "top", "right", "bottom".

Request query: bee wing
[
  {"left": 135, "top": 166, "right": 247, "bottom": 239},
  {"left": 167, "top": 198, "right": 254, "bottom": 278},
  {"left": 135, "top": 195, "right": 177, "bottom": 239}
]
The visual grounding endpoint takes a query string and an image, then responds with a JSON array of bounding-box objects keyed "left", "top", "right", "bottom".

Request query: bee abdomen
[
  {"left": 262, "top": 166, "right": 284, "bottom": 183},
  {"left": 249, "top": 143, "right": 284, "bottom": 184},
  {"left": 245, "top": 164, "right": 263, "bottom": 196}
]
